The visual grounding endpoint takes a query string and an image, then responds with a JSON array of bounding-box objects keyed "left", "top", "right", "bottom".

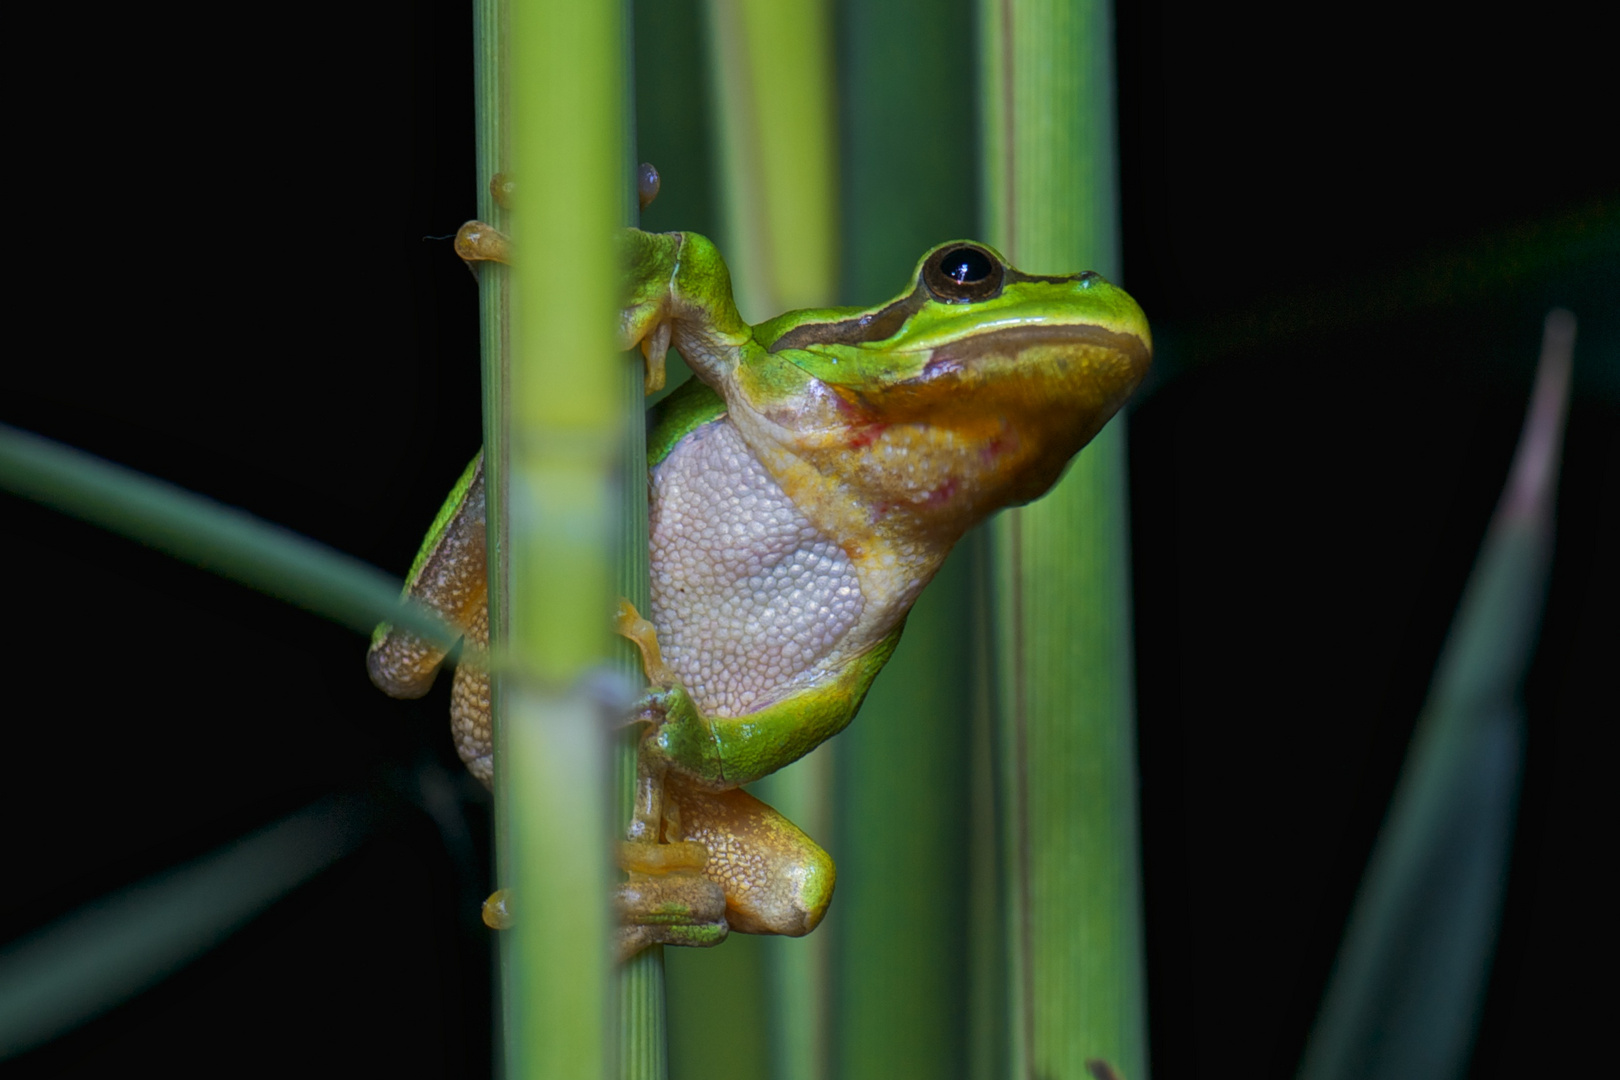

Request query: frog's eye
[{"left": 923, "top": 244, "right": 1005, "bottom": 303}]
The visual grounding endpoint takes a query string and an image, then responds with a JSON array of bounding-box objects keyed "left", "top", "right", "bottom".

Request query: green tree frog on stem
[{"left": 368, "top": 216, "right": 1151, "bottom": 959}]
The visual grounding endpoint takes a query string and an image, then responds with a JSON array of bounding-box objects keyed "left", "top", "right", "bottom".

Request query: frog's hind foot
[
  {"left": 615, "top": 840, "right": 729, "bottom": 961},
  {"left": 665, "top": 780, "right": 836, "bottom": 937},
  {"left": 615, "top": 918, "right": 728, "bottom": 962}
]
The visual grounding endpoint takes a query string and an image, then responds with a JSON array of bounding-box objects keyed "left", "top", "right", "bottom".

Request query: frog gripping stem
[{"left": 370, "top": 225, "right": 1150, "bottom": 960}]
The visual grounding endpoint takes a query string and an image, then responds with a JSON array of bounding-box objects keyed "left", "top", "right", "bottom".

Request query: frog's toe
[
  {"left": 615, "top": 920, "right": 729, "bottom": 962},
  {"left": 614, "top": 870, "right": 729, "bottom": 960},
  {"left": 618, "top": 839, "right": 709, "bottom": 875},
  {"left": 481, "top": 888, "right": 514, "bottom": 929},
  {"left": 613, "top": 598, "right": 676, "bottom": 686},
  {"left": 454, "top": 220, "right": 511, "bottom": 265},
  {"left": 639, "top": 320, "right": 671, "bottom": 393}
]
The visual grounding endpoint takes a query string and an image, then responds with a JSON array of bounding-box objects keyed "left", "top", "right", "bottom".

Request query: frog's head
[{"left": 741, "top": 241, "right": 1152, "bottom": 539}]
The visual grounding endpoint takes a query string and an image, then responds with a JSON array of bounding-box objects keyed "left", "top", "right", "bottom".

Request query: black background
[{"left": 2, "top": 0, "right": 1612, "bottom": 1076}]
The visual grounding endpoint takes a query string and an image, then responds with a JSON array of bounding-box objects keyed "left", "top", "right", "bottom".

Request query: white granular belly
[{"left": 649, "top": 418, "right": 864, "bottom": 718}]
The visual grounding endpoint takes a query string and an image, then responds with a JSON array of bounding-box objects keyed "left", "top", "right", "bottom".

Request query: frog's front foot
[
  {"left": 614, "top": 598, "right": 677, "bottom": 688},
  {"left": 451, "top": 224, "right": 670, "bottom": 393},
  {"left": 615, "top": 599, "right": 723, "bottom": 785},
  {"left": 615, "top": 839, "right": 729, "bottom": 960}
]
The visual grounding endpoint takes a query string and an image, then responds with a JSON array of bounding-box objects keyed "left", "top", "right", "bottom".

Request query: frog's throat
[{"left": 721, "top": 401, "right": 950, "bottom": 633}]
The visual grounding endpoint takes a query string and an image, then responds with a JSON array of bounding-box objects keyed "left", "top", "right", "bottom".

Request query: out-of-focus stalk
[
  {"left": 488, "top": 2, "right": 629, "bottom": 1078},
  {"left": 832, "top": 1, "right": 979, "bottom": 1077},
  {"left": 666, "top": 5, "right": 838, "bottom": 1080},
  {"left": 0, "top": 426, "right": 460, "bottom": 651},
  {"left": 699, "top": 0, "right": 836, "bottom": 319}
]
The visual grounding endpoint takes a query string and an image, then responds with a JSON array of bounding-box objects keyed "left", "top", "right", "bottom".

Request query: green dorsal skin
[
  {"left": 648, "top": 376, "right": 727, "bottom": 467},
  {"left": 369, "top": 451, "right": 483, "bottom": 647}
]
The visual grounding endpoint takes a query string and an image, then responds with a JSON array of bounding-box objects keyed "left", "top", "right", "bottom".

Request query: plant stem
[
  {"left": 669, "top": 5, "right": 839, "bottom": 1080},
  {"left": 832, "top": 1, "right": 978, "bottom": 1074},
  {"left": 487, "top": 1, "right": 630, "bottom": 1077},
  {"left": 978, "top": 2, "right": 1149, "bottom": 1078}
]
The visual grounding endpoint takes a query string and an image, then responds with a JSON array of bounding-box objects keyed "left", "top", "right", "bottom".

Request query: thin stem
[{"left": 489, "top": 2, "right": 629, "bottom": 1077}]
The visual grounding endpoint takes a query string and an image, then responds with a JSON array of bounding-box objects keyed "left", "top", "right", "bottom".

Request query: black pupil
[{"left": 942, "top": 247, "right": 992, "bottom": 284}]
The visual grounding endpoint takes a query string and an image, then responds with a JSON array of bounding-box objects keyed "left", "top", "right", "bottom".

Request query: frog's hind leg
[
  {"left": 612, "top": 599, "right": 833, "bottom": 945},
  {"left": 665, "top": 776, "right": 835, "bottom": 937},
  {"left": 367, "top": 453, "right": 492, "bottom": 785},
  {"left": 449, "top": 603, "right": 493, "bottom": 785}
]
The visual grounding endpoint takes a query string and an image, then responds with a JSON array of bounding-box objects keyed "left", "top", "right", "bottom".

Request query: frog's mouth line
[{"left": 919, "top": 322, "right": 1151, "bottom": 376}]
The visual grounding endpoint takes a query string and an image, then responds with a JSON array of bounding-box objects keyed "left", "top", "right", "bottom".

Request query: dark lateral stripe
[
  {"left": 767, "top": 289, "right": 930, "bottom": 353},
  {"left": 764, "top": 269, "right": 1102, "bottom": 354},
  {"left": 1007, "top": 268, "right": 1094, "bottom": 286}
]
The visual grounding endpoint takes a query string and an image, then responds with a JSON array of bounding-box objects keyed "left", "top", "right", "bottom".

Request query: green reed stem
[
  {"left": 486, "top": 2, "right": 630, "bottom": 1077},
  {"left": 978, "top": 2, "right": 1149, "bottom": 1078}
]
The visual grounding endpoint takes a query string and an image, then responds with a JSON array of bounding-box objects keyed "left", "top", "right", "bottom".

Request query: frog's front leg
[
  {"left": 453, "top": 221, "right": 750, "bottom": 396},
  {"left": 453, "top": 217, "right": 675, "bottom": 392}
]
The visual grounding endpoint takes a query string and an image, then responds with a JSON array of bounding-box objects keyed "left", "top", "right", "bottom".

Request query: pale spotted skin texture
[{"left": 650, "top": 418, "right": 863, "bottom": 720}]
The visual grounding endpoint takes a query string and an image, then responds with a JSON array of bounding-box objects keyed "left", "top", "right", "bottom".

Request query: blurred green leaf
[{"left": 0, "top": 795, "right": 381, "bottom": 1059}]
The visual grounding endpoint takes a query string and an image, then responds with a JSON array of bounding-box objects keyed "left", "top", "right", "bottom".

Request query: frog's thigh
[
  {"left": 450, "top": 605, "right": 493, "bottom": 785},
  {"left": 667, "top": 779, "right": 834, "bottom": 936}
]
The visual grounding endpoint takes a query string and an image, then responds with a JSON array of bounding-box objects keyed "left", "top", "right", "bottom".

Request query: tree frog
[{"left": 368, "top": 227, "right": 1151, "bottom": 958}]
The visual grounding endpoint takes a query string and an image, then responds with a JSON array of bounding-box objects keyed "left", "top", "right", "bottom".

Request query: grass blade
[
  {"left": 1297, "top": 310, "right": 1575, "bottom": 1080},
  {"left": 831, "top": 3, "right": 978, "bottom": 1076},
  {"left": 0, "top": 795, "right": 380, "bottom": 1059},
  {"left": 0, "top": 424, "right": 459, "bottom": 649}
]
